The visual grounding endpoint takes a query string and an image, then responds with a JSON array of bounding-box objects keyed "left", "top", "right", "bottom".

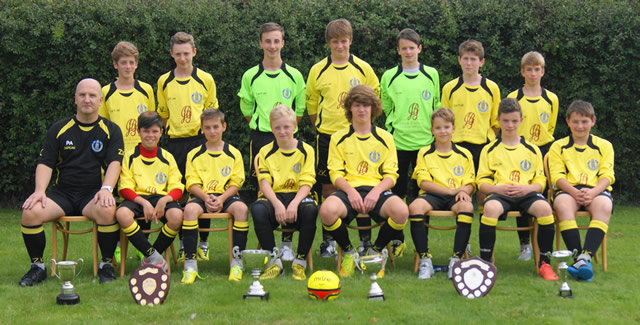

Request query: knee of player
[
  {"left": 21, "top": 208, "right": 46, "bottom": 225},
  {"left": 165, "top": 208, "right": 183, "bottom": 228},
  {"left": 115, "top": 207, "right": 133, "bottom": 224},
  {"left": 408, "top": 199, "right": 428, "bottom": 216},
  {"left": 250, "top": 202, "right": 270, "bottom": 223},
  {"left": 183, "top": 203, "right": 201, "bottom": 221},
  {"left": 457, "top": 201, "right": 474, "bottom": 214},
  {"left": 299, "top": 205, "right": 318, "bottom": 223},
  {"left": 482, "top": 201, "right": 503, "bottom": 218},
  {"left": 230, "top": 202, "right": 249, "bottom": 221},
  {"left": 535, "top": 201, "right": 553, "bottom": 217},
  {"left": 92, "top": 206, "right": 117, "bottom": 224}
]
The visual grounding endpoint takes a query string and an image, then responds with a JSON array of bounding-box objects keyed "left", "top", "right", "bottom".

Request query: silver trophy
[
  {"left": 551, "top": 250, "right": 574, "bottom": 298},
  {"left": 50, "top": 258, "right": 84, "bottom": 305},
  {"left": 356, "top": 249, "right": 388, "bottom": 301},
  {"left": 241, "top": 249, "right": 272, "bottom": 301}
]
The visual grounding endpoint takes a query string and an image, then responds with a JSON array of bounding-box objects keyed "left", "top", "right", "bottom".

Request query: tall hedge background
[{"left": 1, "top": 0, "right": 638, "bottom": 205}]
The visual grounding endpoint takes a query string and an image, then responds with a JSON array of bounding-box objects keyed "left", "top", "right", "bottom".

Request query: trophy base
[
  {"left": 558, "top": 289, "right": 573, "bottom": 298},
  {"left": 57, "top": 293, "right": 80, "bottom": 305},
  {"left": 368, "top": 294, "right": 385, "bottom": 301},
  {"left": 243, "top": 292, "right": 269, "bottom": 301}
]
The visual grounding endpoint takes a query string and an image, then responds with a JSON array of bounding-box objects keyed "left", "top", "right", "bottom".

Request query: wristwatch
[{"left": 101, "top": 185, "right": 113, "bottom": 192}]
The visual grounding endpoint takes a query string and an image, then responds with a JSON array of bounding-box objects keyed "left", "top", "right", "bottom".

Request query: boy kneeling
[
  {"left": 408, "top": 108, "right": 475, "bottom": 279},
  {"left": 476, "top": 98, "right": 558, "bottom": 280},
  {"left": 116, "top": 111, "right": 184, "bottom": 272},
  {"left": 251, "top": 105, "right": 318, "bottom": 281},
  {"left": 182, "top": 109, "right": 249, "bottom": 283},
  {"left": 549, "top": 100, "right": 614, "bottom": 282}
]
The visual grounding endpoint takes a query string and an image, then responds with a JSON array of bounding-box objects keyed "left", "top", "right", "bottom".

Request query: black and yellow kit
[{"left": 186, "top": 142, "right": 245, "bottom": 194}]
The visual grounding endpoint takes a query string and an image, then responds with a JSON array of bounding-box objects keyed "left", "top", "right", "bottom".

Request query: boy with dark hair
[
  {"left": 157, "top": 31, "right": 218, "bottom": 260},
  {"left": 116, "top": 111, "right": 184, "bottom": 272},
  {"left": 549, "top": 100, "right": 614, "bottom": 282},
  {"left": 381, "top": 28, "right": 441, "bottom": 257},
  {"left": 251, "top": 105, "right": 317, "bottom": 281},
  {"left": 476, "top": 98, "right": 557, "bottom": 280},
  {"left": 408, "top": 108, "right": 475, "bottom": 279},
  {"left": 181, "top": 109, "right": 248, "bottom": 283},
  {"left": 20, "top": 78, "right": 123, "bottom": 286},
  {"left": 238, "top": 22, "right": 306, "bottom": 262},
  {"left": 319, "top": 85, "right": 408, "bottom": 278},
  {"left": 307, "top": 18, "right": 380, "bottom": 257},
  {"left": 507, "top": 51, "right": 559, "bottom": 261}
]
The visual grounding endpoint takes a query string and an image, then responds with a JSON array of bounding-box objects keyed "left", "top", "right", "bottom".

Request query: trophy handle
[
  {"left": 50, "top": 259, "right": 60, "bottom": 279},
  {"left": 74, "top": 258, "right": 84, "bottom": 279}
]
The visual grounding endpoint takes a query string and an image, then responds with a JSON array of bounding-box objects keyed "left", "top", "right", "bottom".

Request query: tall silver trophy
[
  {"left": 242, "top": 249, "right": 273, "bottom": 301},
  {"left": 551, "top": 250, "right": 574, "bottom": 298},
  {"left": 50, "top": 258, "right": 84, "bottom": 305},
  {"left": 356, "top": 249, "right": 388, "bottom": 301}
]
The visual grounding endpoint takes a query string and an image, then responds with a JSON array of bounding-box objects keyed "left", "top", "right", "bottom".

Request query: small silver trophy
[
  {"left": 242, "top": 249, "right": 272, "bottom": 301},
  {"left": 50, "top": 258, "right": 84, "bottom": 305},
  {"left": 356, "top": 249, "right": 388, "bottom": 301},
  {"left": 551, "top": 250, "right": 573, "bottom": 298}
]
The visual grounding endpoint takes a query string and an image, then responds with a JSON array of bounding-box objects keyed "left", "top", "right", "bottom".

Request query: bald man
[{"left": 20, "top": 78, "right": 125, "bottom": 286}]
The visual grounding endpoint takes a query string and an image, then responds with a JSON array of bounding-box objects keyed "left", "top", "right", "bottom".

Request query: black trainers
[
  {"left": 98, "top": 263, "right": 117, "bottom": 283},
  {"left": 19, "top": 265, "right": 47, "bottom": 287}
]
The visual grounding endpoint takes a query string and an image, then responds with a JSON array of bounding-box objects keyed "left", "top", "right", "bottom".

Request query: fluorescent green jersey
[
  {"left": 99, "top": 80, "right": 156, "bottom": 153},
  {"left": 548, "top": 134, "right": 614, "bottom": 191},
  {"left": 381, "top": 64, "right": 440, "bottom": 150},
  {"left": 507, "top": 88, "right": 559, "bottom": 147},
  {"left": 238, "top": 63, "right": 305, "bottom": 132}
]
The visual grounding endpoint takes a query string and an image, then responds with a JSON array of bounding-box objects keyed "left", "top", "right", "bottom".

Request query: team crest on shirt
[
  {"left": 587, "top": 159, "right": 599, "bottom": 171},
  {"left": 477, "top": 101, "right": 489, "bottom": 113},
  {"left": 292, "top": 162, "right": 301, "bottom": 174},
  {"left": 510, "top": 170, "right": 521, "bottom": 183},
  {"left": 126, "top": 119, "right": 138, "bottom": 137},
  {"left": 191, "top": 92, "right": 203, "bottom": 104},
  {"left": 91, "top": 140, "right": 103, "bottom": 152},
  {"left": 207, "top": 180, "right": 219, "bottom": 192},
  {"left": 349, "top": 78, "right": 361, "bottom": 88},
  {"left": 221, "top": 166, "right": 231, "bottom": 177},
  {"left": 539, "top": 112, "right": 550, "bottom": 123},
  {"left": 408, "top": 103, "right": 419, "bottom": 120},
  {"left": 136, "top": 104, "right": 148, "bottom": 114},
  {"left": 369, "top": 151, "right": 381, "bottom": 163},
  {"left": 453, "top": 165, "right": 464, "bottom": 176},
  {"left": 529, "top": 124, "right": 541, "bottom": 142},
  {"left": 422, "top": 90, "right": 431, "bottom": 101},
  {"left": 155, "top": 172, "right": 167, "bottom": 185},
  {"left": 282, "top": 88, "right": 292, "bottom": 99},
  {"left": 520, "top": 160, "right": 532, "bottom": 172},
  {"left": 283, "top": 178, "right": 296, "bottom": 190},
  {"left": 357, "top": 161, "right": 369, "bottom": 175}
]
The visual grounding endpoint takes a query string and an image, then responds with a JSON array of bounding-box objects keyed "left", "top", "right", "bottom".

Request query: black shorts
[
  {"left": 484, "top": 191, "right": 547, "bottom": 220},
  {"left": 315, "top": 132, "right": 332, "bottom": 184},
  {"left": 250, "top": 130, "right": 276, "bottom": 179},
  {"left": 251, "top": 192, "right": 317, "bottom": 230},
  {"left": 330, "top": 186, "right": 397, "bottom": 223},
  {"left": 47, "top": 187, "right": 98, "bottom": 216},
  {"left": 554, "top": 185, "right": 614, "bottom": 212},
  {"left": 119, "top": 194, "right": 182, "bottom": 221},
  {"left": 166, "top": 134, "right": 206, "bottom": 181},
  {"left": 415, "top": 193, "right": 458, "bottom": 211},
  {"left": 456, "top": 141, "right": 487, "bottom": 173},
  {"left": 186, "top": 195, "right": 244, "bottom": 214}
]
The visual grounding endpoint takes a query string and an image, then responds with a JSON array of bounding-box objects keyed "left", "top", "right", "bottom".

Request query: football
[{"left": 307, "top": 270, "right": 341, "bottom": 301}]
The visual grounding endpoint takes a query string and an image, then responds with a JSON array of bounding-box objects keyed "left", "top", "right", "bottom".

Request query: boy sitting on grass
[{"left": 549, "top": 100, "right": 614, "bottom": 282}]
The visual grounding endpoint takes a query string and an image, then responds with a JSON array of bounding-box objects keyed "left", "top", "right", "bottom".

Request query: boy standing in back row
[
  {"left": 157, "top": 32, "right": 219, "bottom": 261},
  {"left": 238, "top": 22, "right": 306, "bottom": 262},
  {"left": 306, "top": 19, "right": 380, "bottom": 257},
  {"left": 507, "top": 51, "right": 559, "bottom": 261}
]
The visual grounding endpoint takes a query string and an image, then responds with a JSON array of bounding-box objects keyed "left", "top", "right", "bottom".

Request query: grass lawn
[{"left": 1, "top": 206, "right": 639, "bottom": 324}]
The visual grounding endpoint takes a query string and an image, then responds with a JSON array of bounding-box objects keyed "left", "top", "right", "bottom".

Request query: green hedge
[{"left": 1, "top": 0, "right": 638, "bottom": 205}]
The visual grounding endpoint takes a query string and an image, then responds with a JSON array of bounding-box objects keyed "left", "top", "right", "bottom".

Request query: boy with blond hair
[
  {"left": 507, "top": 51, "right": 559, "bottom": 261},
  {"left": 181, "top": 109, "right": 248, "bottom": 283},
  {"left": 408, "top": 108, "right": 475, "bottom": 279},
  {"left": 549, "top": 100, "right": 614, "bottom": 282},
  {"left": 157, "top": 32, "right": 219, "bottom": 260},
  {"left": 251, "top": 105, "right": 317, "bottom": 281},
  {"left": 307, "top": 18, "right": 380, "bottom": 257},
  {"left": 476, "top": 98, "right": 557, "bottom": 280}
]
